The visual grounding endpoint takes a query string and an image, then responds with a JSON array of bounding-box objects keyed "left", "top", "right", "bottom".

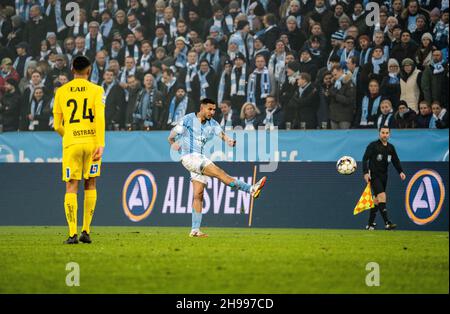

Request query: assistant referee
[{"left": 362, "top": 126, "right": 406, "bottom": 230}]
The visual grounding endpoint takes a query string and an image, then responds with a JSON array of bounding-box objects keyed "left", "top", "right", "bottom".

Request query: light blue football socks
[
  {"left": 230, "top": 180, "right": 252, "bottom": 193},
  {"left": 192, "top": 211, "right": 203, "bottom": 231}
]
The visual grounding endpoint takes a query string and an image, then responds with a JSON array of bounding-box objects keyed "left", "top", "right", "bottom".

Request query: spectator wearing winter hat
[
  {"left": 0, "top": 78, "right": 21, "bottom": 132},
  {"left": 422, "top": 49, "right": 448, "bottom": 106},
  {"left": 395, "top": 100, "right": 417, "bottom": 129},
  {"left": 326, "top": 30, "right": 345, "bottom": 68},
  {"left": 381, "top": 58, "right": 402, "bottom": 110},
  {"left": 400, "top": 58, "right": 422, "bottom": 113},
  {"left": 415, "top": 32, "right": 435, "bottom": 70}
]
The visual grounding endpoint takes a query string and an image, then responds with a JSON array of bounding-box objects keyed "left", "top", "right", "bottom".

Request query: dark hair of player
[
  {"left": 379, "top": 126, "right": 390, "bottom": 132},
  {"left": 201, "top": 98, "right": 216, "bottom": 106},
  {"left": 72, "top": 56, "right": 91, "bottom": 73}
]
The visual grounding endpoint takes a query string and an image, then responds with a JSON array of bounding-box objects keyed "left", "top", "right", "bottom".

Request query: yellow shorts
[{"left": 62, "top": 143, "right": 102, "bottom": 182}]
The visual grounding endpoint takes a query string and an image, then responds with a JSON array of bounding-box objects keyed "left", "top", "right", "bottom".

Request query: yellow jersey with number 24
[{"left": 53, "top": 78, "right": 106, "bottom": 149}]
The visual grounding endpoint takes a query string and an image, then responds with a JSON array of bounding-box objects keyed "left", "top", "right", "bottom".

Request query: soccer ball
[{"left": 336, "top": 156, "right": 357, "bottom": 175}]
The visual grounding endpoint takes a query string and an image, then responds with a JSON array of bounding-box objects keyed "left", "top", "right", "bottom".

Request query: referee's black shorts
[{"left": 371, "top": 176, "right": 388, "bottom": 196}]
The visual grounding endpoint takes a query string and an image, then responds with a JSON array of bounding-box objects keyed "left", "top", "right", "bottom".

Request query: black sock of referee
[
  {"left": 368, "top": 206, "right": 378, "bottom": 226},
  {"left": 378, "top": 202, "right": 390, "bottom": 224}
]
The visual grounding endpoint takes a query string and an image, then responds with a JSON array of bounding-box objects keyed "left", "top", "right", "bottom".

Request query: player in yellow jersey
[{"left": 53, "top": 56, "right": 106, "bottom": 244}]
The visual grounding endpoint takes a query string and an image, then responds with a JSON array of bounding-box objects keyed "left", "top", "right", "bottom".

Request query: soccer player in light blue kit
[{"left": 168, "top": 98, "right": 267, "bottom": 238}]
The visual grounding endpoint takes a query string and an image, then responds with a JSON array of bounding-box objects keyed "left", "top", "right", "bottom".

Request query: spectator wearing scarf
[
  {"left": 27, "top": 86, "right": 51, "bottom": 131},
  {"left": 174, "top": 37, "right": 189, "bottom": 69},
  {"left": 360, "top": 46, "right": 388, "bottom": 93},
  {"left": 380, "top": 58, "right": 402, "bottom": 110},
  {"left": 357, "top": 79, "right": 383, "bottom": 128},
  {"left": 377, "top": 99, "right": 396, "bottom": 129},
  {"left": 422, "top": 49, "right": 447, "bottom": 105},
  {"left": 102, "top": 69, "right": 126, "bottom": 130},
  {"left": 239, "top": 102, "right": 261, "bottom": 131},
  {"left": 138, "top": 41, "right": 153, "bottom": 73},
  {"left": 167, "top": 86, "right": 194, "bottom": 127},
  {"left": 229, "top": 53, "right": 248, "bottom": 112},
  {"left": 85, "top": 22, "right": 104, "bottom": 54},
  {"left": 429, "top": 101, "right": 449, "bottom": 129},
  {"left": 100, "top": 10, "right": 114, "bottom": 40},
  {"left": 133, "top": 75, "right": 160, "bottom": 130},
  {"left": 247, "top": 55, "right": 271, "bottom": 112},
  {"left": 340, "top": 36, "right": 360, "bottom": 70},
  {"left": 229, "top": 20, "right": 254, "bottom": 63},
  {"left": 217, "top": 59, "right": 233, "bottom": 106},
  {"left": 123, "top": 31, "right": 141, "bottom": 63},
  {"left": 153, "top": 24, "right": 169, "bottom": 49},
  {"left": 268, "top": 40, "right": 287, "bottom": 88},
  {"left": 259, "top": 96, "right": 285, "bottom": 131},
  {"left": 191, "top": 59, "right": 218, "bottom": 103},
  {"left": 44, "top": 0, "right": 66, "bottom": 35},
  {"left": 200, "top": 38, "right": 223, "bottom": 73}
]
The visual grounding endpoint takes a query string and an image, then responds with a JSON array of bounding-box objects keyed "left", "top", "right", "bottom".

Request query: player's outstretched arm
[
  {"left": 168, "top": 129, "right": 181, "bottom": 151},
  {"left": 219, "top": 132, "right": 236, "bottom": 147}
]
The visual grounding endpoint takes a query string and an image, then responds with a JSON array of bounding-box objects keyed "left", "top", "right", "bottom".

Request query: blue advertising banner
[
  {"left": 0, "top": 130, "right": 448, "bottom": 163},
  {"left": 0, "top": 162, "right": 447, "bottom": 230}
]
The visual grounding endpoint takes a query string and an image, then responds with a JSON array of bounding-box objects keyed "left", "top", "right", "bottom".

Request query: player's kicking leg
[
  {"left": 79, "top": 177, "right": 98, "bottom": 243},
  {"left": 202, "top": 163, "right": 267, "bottom": 199},
  {"left": 64, "top": 180, "right": 79, "bottom": 244},
  {"left": 189, "top": 180, "right": 209, "bottom": 238}
]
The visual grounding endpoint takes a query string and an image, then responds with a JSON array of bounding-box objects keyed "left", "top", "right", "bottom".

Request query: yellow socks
[
  {"left": 64, "top": 193, "right": 78, "bottom": 237},
  {"left": 82, "top": 190, "right": 97, "bottom": 234}
]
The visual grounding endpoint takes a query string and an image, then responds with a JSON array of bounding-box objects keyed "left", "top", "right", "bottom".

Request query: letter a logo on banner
[
  {"left": 405, "top": 169, "right": 445, "bottom": 225},
  {"left": 122, "top": 170, "right": 158, "bottom": 222}
]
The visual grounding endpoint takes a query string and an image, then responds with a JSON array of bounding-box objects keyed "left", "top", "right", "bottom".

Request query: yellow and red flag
[{"left": 354, "top": 183, "right": 375, "bottom": 215}]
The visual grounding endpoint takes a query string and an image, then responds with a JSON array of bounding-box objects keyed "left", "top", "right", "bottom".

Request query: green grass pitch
[{"left": 0, "top": 227, "right": 448, "bottom": 294}]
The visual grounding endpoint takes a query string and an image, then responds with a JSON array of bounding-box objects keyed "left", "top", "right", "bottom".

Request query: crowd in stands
[{"left": 0, "top": 0, "right": 448, "bottom": 132}]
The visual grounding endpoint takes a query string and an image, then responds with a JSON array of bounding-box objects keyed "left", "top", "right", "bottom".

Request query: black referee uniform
[{"left": 362, "top": 139, "right": 404, "bottom": 227}]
